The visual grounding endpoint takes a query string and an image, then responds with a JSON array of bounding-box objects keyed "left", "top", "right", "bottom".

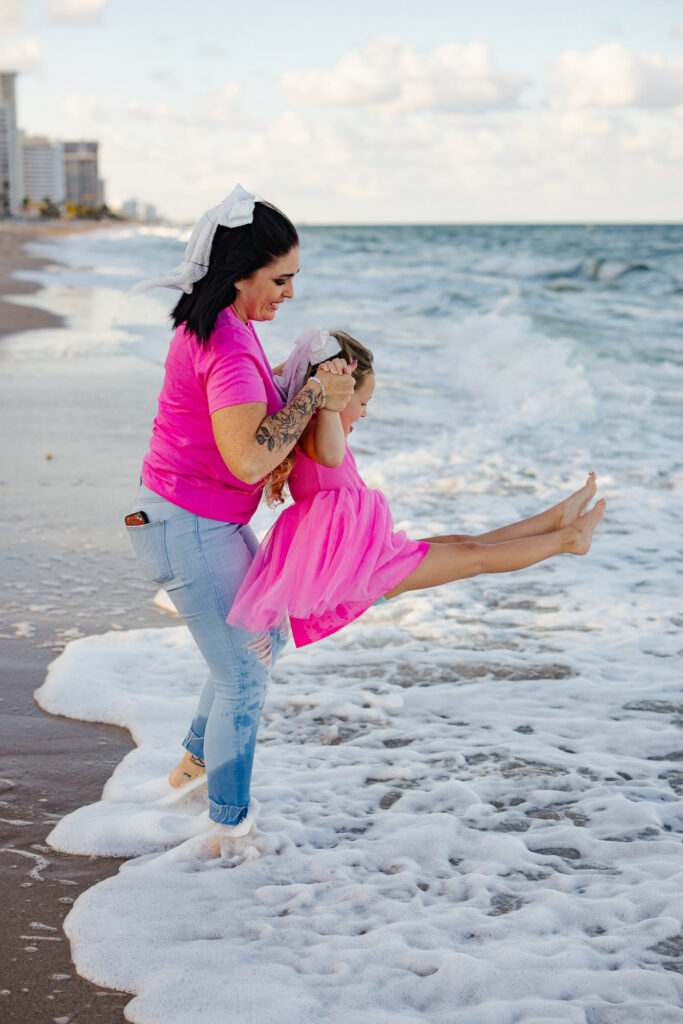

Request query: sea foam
[{"left": 35, "top": 548, "right": 683, "bottom": 1022}]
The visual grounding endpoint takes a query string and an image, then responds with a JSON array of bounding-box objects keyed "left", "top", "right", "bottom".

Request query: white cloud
[
  {"left": 551, "top": 42, "right": 683, "bottom": 109},
  {"left": 0, "top": 35, "right": 42, "bottom": 70},
  {"left": 0, "top": 0, "right": 24, "bottom": 27},
  {"left": 671, "top": 22, "right": 683, "bottom": 39},
  {"left": 44, "top": 0, "right": 109, "bottom": 23},
  {"left": 126, "top": 98, "right": 173, "bottom": 121},
  {"left": 100, "top": 97, "right": 683, "bottom": 223},
  {"left": 124, "top": 83, "right": 241, "bottom": 126},
  {"left": 192, "top": 83, "right": 242, "bottom": 124},
  {"left": 279, "top": 36, "right": 525, "bottom": 113},
  {"left": 60, "top": 89, "right": 102, "bottom": 122}
]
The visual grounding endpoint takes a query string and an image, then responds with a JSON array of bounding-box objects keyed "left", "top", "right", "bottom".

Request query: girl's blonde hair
[{"left": 265, "top": 330, "right": 374, "bottom": 506}]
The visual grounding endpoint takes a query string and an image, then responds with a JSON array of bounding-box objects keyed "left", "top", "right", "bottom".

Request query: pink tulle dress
[{"left": 228, "top": 445, "right": 429, "bottom": 647}]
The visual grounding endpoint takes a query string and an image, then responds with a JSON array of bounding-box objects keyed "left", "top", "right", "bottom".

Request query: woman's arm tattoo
[{"left": 255, "top": 383, "right": 319, "bottom": 453}]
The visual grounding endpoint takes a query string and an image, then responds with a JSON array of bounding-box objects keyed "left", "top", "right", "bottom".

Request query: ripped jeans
[{"left": 126, "top": 482, "right": 287, "bottom": 825}]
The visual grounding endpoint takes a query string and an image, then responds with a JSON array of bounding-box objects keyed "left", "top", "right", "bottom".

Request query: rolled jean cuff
[
  {"left": 182, "top": 725, "right": 205, "bottom": 759},
  {"left": 209, "top": 799, "right": 249, "bottom": 826}
]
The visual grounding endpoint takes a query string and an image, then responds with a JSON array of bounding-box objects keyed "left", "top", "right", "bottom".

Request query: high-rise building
[
  {"left": 21, "top": 134, "right": 65, "bottom": 208},
  {"left": 0, "top": 72, "right": 23, "bottom": 216},
  {"left": 63, "top": 140, "right": 104, "bottom": 208},
  {"left": 121, "top": 198, "right": 158, "bottom": 221}
]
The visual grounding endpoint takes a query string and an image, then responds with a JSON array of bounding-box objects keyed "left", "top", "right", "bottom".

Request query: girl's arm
[
  {"left": 299, "top": 357, "right": 352, "bottom": 467},
  {"left": 300, "top": 408, "right": 346, "bottom": 466}
]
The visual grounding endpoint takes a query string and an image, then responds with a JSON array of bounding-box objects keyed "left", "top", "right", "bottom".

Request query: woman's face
[
  {"left": 340, "top": 372, "right": 375, "bottom": 436},
  {"left": 232, "top": 245, "right": 300, "bottom": 323}
]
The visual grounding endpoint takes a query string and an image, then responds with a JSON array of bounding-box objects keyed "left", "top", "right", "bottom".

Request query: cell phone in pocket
[{"left": 125, "top": 511, "right": 150, "bottom": 527}]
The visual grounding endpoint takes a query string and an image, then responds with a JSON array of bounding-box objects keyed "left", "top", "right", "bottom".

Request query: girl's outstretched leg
[
  {"left": 421, "top": 473, "right": 598, "bottom": 547},
  {"left": 567, "top": 498, "right": 605, "bottom": 555},
  {"left": 388, "top": 499, "right": 605, "bottom": 598}
]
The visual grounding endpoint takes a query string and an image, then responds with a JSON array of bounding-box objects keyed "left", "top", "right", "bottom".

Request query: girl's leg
[
  {"left": 387, "top": 499, "right": 605, "bottom": 598},
  {"left": 420, "top": 474, "right": 597, "bottom": 547}
]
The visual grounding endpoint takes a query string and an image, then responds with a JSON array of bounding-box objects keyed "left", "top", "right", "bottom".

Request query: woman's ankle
[{"left": 169, "top": 750, "right": 206, "bottom": 788}]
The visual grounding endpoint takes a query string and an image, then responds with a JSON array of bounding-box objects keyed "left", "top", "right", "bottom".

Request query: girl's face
[
  {"left": 232, "top": 246, "right": 300, "bottom": 323},
  {"left": 340, "top": 372, "right": 375, "bottom": 436}
]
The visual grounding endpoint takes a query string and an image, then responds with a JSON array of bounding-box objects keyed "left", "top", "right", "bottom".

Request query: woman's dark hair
[{"left": 171, "top": 201, "right": 299, "bottom": 346}]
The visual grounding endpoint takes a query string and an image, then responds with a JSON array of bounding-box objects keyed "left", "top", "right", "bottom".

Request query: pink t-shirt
[{"left": 142, "top": 307, "right": 284, "bottom": 523}]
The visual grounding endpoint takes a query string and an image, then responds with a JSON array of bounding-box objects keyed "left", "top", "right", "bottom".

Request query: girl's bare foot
[
  {"left": 557, "top": 472, "right": 598, "bottom": 529},
  {"left": 168, "top": 750, "right": 206, "bottom": 789},
  {"left": 563, "top": 498, "right": 606, "bottom": 555}
]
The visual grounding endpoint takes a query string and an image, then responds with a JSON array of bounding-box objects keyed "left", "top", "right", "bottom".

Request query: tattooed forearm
[{"left": 255, "top": 383, "right": 320, "bottom": 453}]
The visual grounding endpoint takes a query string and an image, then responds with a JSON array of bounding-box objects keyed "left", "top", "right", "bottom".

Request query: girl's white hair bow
[{"left": 274, "top": 328, "right": 342, "bottom": 403}]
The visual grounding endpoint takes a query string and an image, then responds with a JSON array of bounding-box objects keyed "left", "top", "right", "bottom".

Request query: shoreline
[
  {"left": 0, "top": 222, "right": 167, "bottom": 1024},
  {"left": 0, "top": 219, "right": 121, "bottom": 339}
]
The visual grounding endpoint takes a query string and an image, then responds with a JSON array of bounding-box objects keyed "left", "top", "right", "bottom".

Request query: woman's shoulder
[{"left": 211, "top": 307, "right": 257, "bottom": 348}]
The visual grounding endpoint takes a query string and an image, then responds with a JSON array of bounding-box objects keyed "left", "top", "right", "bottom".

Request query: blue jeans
[{"left": 126, "top": 482, "right": 287, "bottom": 825}]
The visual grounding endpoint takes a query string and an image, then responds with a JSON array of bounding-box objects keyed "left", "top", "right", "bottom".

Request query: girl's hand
[{"left": 318, "top": 358, "right": 348, "bottom": 375}]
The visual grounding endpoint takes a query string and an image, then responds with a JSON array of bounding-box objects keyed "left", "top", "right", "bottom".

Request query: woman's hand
[{"left": 315, "top": 367, "right": 355, "bottom": 412}]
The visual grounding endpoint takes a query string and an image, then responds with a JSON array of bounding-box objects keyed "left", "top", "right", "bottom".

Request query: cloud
[
  {"left": 124, "top": 83, "right": 241, "bottom": 126},
  {"left": 0, "top": 35, "right": 42, "bottom": 70},
  {"left": 60, "top": 89, "right": 102, "bottom": 122},
  {"left": 245, "top": 106, "right": 678, "bottom": 223},
  {"left": 43, "top": 0, "right": 109, "bottom": 23},
  {"left": 279, "top": 36, "right": 526, "bottom": 113},
  {"left": 671, "top": 22, "right": 683, "bottom": 39},
  {"left": 550, "top": 42, "right": 683, "bottom": 108},
  {"left": 198, "top": 44, "right": 229, "bottom": 60},
  {"left": 193, "top": 83, "right": 242, "bottom": 124},
  {"left": 101, "top": 96, "right": 683, "bottom": 223},
  {"left": 0, "top": 0, "right": 23, "bottom": 27}
]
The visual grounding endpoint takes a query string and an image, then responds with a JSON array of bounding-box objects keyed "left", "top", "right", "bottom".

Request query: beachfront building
[
  {"left": 21, "top": 134, "right": 65, "bottom": 212},
  {"left": 120, "top": 198, "right": 158, "bottom": 221},
  {"left": 63, "top": 140, "right": 104, "bottom": 208},
  {"left": 0, "top": 72, "right": 23, "bottom": 217}
]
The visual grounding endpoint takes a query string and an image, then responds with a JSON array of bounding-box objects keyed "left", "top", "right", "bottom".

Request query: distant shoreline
[{"left": 0, "top": 220, "right": 120, "bottom": 340}]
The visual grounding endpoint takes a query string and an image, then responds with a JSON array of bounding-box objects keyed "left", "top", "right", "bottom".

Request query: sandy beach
[
  {"left": 0, "top": 221, "right": 105, "bottom": 340},
  {"left": 0, "top": 220, "right": 161, "bottom": 1024}
]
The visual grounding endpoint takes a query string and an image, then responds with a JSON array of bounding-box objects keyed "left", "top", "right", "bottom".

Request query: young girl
[{"left": 228, "top": 330, "right": 605, "bottom": 647}]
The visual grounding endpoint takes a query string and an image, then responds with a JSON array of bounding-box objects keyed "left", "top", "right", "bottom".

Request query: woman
[{"left": 126, "top": 185, "right": 354, "bottom": 844}]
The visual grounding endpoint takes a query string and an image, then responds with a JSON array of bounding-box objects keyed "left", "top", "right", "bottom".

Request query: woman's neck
[{"left": 229, "top": 303, "right": 249, "bottom": 325}]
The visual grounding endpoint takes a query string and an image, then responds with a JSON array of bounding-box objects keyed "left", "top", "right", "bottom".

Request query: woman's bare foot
[
  {"left": 168, "top": 750, "right": 206, "bottom": 789},
  {"left": 563, "top": 498, "right": 606, "bottom": 555},
  {"left": 190, "top": 801, "right": 260, "bottom": 863},
  {"left": 557, "top": 472, "right": 598, "bottom": 529}
]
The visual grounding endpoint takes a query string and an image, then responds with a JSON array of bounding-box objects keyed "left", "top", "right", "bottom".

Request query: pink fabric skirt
[{"left": 228, "top": 487, "right": 429, "bottom": 647}]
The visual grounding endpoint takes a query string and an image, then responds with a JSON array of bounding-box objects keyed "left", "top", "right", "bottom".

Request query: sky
[{"left": 1, "top": 0, "right": 683, "bottom": 223}]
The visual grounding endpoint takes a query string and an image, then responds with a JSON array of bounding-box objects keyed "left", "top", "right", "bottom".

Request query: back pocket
[{"left": 126, "top": 520, "right": 174, "bottom": 585}]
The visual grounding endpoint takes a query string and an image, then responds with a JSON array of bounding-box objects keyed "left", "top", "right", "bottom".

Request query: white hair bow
[
  {"left": 274, "top": 328, "right": 342, "bottom": 403},
  {"left": 129, "top": 184, "right": 257, "bottom": 296}
]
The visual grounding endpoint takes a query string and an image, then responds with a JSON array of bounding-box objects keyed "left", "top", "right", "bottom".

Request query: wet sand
[
  {"left": 0, "top": 221, "right": 169, "bottom": 1023},
  {"left": 0, "top": 221, "right": 107, "bottom": 339}
]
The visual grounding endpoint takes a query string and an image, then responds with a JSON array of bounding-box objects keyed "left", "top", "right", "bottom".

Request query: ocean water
[{"left": 12, "top": 222, "right": 683, "bottom": 1021}]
